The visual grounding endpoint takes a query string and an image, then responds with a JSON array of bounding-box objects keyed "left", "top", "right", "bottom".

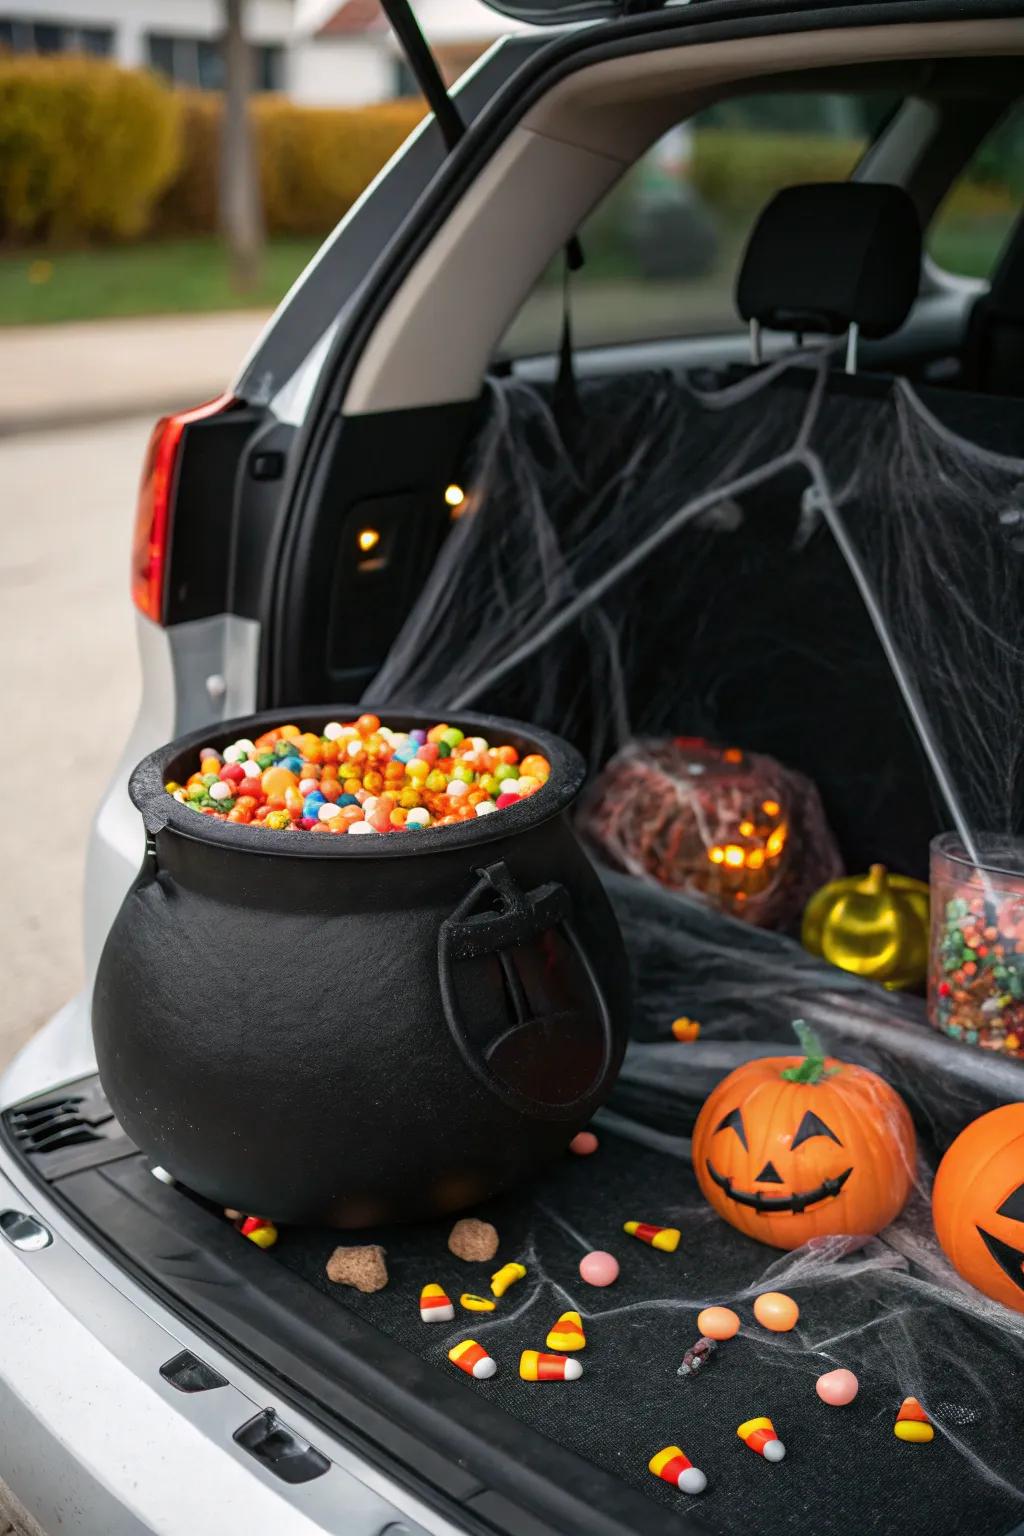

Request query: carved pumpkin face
[
  {"left": 932, "top": 1103, "right": 1024, "bottom": 1314},
  {"left": 693, "top": 1027, "right": 917, "bottom": 1250}
]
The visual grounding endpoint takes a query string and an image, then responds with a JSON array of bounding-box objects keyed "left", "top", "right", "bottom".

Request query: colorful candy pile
[
  {"left": 931, "top": 889, "right": 1024, "bottom": 1053},
  {"left": 164, "top": 714, "right": 552, "bottom": 834}
]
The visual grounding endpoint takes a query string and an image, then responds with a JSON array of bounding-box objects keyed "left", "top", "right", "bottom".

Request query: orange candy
[{"left": 261, "top": 765, "right": 299, "bottom": 798}]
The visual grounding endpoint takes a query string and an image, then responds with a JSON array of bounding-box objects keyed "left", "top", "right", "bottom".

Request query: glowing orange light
[
  {"left": 739, "top": 820, "right": 754, "bottom": 837},
  {"left": 762, "top": 799, "right": 781, "bottom": 817},
  {"left": 723, "top": 845, "right": 745, "bottom": 868},
  {"left": 708, "top": 846, "right": 726, "bottom": 865},
  {"left": 357, "top": 527, "right": 380, "bottom": 553},
  {"left": 747, "top": 849, "right": 766, "bottom": 870},
  {"left": 765, "top": 825, "right": 788, "bottom": 858},
  {"left": 445, "top": 483, "right": 465, "bottom": 508},
  {"left": 723, "top": 748, "right": 743, "bottom": 764}
]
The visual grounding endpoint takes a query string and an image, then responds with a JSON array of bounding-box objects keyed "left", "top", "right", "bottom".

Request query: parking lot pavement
[
  {"left": 0, "top": 415, "right": 150, "bottom": 1070},
  {"left": 0, "top": 310, "right": 269, "bottom": 436}
]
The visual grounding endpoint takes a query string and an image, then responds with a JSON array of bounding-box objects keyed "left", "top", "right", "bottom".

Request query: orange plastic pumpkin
[
  {"left": 932, "top": 1103, "right": 1024, "bottom": 1313},
  {"left": 693, "top": 1021, "right": 916, "bottom": 1250}
]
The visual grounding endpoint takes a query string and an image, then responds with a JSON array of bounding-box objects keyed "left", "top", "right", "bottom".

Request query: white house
[{"left": 0, "top": 0, "right": 528, "bottom": 106}]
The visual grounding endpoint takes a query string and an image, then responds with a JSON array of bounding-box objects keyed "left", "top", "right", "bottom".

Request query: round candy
[
  {"left": 816, "top": 1368, "right": 859, "bottom": 1406},
  {"left": 579, "top": 1250, "right": 619, "bottom": 1287},
  {"left": 696, "top": 1305, "right": 740, "bottom": 1341},
  {"left": 753, "top": 1291, "right": 800, "bottom": 1332},
  {"left": 569, "top": 1131, "right": 599, "bottom": 1156}
]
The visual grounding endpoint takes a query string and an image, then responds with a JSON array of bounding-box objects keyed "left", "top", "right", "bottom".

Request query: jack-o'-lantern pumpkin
[
  {"left": 693, "top": 1021, "right": 916, "bottom": 1250},
  {"left": 932, "top": 1103, "right": 1024, "bottom": 1314}
]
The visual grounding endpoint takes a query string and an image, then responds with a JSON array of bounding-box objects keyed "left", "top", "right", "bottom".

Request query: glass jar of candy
[{"left": 929, "top": 833, "right": 1024, "bottom": 1055}]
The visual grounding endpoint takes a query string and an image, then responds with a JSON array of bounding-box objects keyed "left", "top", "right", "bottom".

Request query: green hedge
[
  {"left": 152, "top": 92, "right": 426, "bottom": 238},
  {"left": 0, "top": 54, "right": 181, "bottom": 242},
  {"left": 0, "top": 53, "right": 425, "bottom": 247}
]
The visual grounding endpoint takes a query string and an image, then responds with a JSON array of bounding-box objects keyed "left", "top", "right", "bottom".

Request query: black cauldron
[{"left": 92, "top": 708, "right": 630, "bottom": 1226}]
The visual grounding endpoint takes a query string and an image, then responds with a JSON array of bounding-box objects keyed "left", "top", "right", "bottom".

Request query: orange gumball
[
  {"left": 753, "top": 1291, "right": 799, "bottom": 1331},
  {"left": 261, "top": 765, "right": 299, "bottom": 798},
  {"left": 933, "top": 1103, "right": 1024, "bottom": 1313},
  {"left": 697, "top": 1306, "right": 740, "bottom": 1340}
]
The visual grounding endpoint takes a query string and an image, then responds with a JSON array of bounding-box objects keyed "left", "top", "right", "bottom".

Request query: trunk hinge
[{"left": 379, "top": 0, "right": 466, "bottom": 152}]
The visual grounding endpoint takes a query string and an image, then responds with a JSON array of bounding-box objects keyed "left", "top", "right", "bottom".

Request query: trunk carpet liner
[{"left": 269, "top": 1127, "right": 1024, "bottom": 1536}]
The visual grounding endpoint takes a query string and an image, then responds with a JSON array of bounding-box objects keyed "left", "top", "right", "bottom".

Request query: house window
[
  {"left": 147, "top": 33, "right": 283, "bottom": 93},
  {"left": 0, "top": 16, "right": 113, "bottom": 54}
]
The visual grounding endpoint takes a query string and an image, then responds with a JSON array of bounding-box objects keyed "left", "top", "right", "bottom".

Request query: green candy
[
  {"left": 441, "top": 727, "right": 464, "bottom": 748},
  {"left": 494, "top": 763, "right": 517, "bottom": 783}
]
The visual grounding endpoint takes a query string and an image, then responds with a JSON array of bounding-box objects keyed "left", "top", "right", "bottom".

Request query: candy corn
[
  {"left": 546, "top": 1310, "right": 586, "bottom": 1351},
  {"left": 419, "top": 1283, "right": 455, "bottom": 1322},
  {"left": 737, "top": 1416, "right": 785, "bottom": 1461},
  {"left": 239, "top": 1216, "right": 278, "bottom": 1249},
  {"left": 623, "top": 1221, "right": 680, "bottom": 1253},
  {"left": 894, "top": 1397, "right": 934, "bottom": 1443},
  {"left": 460, "top": 1293, "right": 496, "bottom": 1312},
  {"left": 649, "top": 1445, "right": 707, "bottom": 1495},
  {"left": 448, "top": 1339, "right": 497, "bottom": 1379},
  {"left": 490, "top": 1261, "right": 526, "bottom": 1297},
  {"left": 519, "top": 1350, "right": 583, "bottom": 1382}
]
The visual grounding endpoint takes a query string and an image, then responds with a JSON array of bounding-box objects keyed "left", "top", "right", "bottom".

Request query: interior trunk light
[
  {"left": 131, "top": 395, "right": 234, "bottom": 623},
  {"left": 357, "top": 527, "right": 381, "bottom": 553}
]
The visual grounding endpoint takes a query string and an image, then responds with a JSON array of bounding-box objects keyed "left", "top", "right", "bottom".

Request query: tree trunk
[{"left": 219, "top": 0, "right": 264, "bottom": 293}]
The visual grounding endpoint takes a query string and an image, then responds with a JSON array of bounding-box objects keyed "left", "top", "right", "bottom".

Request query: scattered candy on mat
[
  {"left": 449, "top": 1217, "right": 499, "bottom": 1262},
  {"left": 753, "top": 1291, "right": 800, "bottom": 1331},
  {"left": 649, "top": 1445, "right": 707, "bottom": 1496},
  {"left": 519, "top": 1350, "right": 583, "bottom": 1382},
  {"left": 419, "top": 1283, "right": 455, "bottom": 1322},
  {"left": 166, "top": 716, "right": 551, "bottom": 836},
  {"left": 738, "top": 1416, "right": 786, "bottom": 1461},
  {"left": 623, "top": 1220, "right": 680, "bottom": 1253},
  {"left": 546, "top": 1311, "right": 586, "bottom": 1351},
  {"left": 579, "top": 1251, "right": 619, "bottom": 1287},
  {"left": 490, "top": 1261, "right": 527, "bottom": 1297},
  {"left": 237, "top": 1215, "right": 278, "bottom": 1249},
  {"left": 816, "top": 1368, "right": 859, "bottom": 1406},
  {"left": 677, "top": 1337, "right": 717, "bottom": 1378},
  {"left": 894, "top": 1397, "right": 934, "bottom": 1443},
  {"left": 460, "top": 1293, "right": 497, "bottom": 1312},
  {"left": 325, "top": 1244, "right": 388, "bottom": 1293},
  {"left": 449, "top": 1339, "right": 497, "bottom": 1380},
  {"left": 569, "top": 1130, "right": 599, "bottom": 1155},
  {"left": 672, "top": 1017, "right": 701, "bottom": 1042},
  {"left": 697, "top": 1306, "right": 740, "bottom": 1340}
]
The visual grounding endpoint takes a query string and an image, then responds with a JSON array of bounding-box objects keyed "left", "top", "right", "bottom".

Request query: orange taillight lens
[{"left": 131, "top": 395, "right": 234, "bottom": 623}]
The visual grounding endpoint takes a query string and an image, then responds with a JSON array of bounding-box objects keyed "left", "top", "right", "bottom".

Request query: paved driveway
[{"left": 0, "top": 416, "right": 150, "bottom": 1070}]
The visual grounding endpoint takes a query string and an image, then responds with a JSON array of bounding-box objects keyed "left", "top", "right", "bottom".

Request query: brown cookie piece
[
  {"left": 448, "top": 1218, "right": 499, "bottom": 1263},
  {"left": 326, "top": 1244, "right": 388, "bottom": 1292}
]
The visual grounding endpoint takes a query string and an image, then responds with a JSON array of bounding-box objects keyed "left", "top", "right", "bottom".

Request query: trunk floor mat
[{"left": 269, "top": 1126, "right": 1024, "bottom": 1536}]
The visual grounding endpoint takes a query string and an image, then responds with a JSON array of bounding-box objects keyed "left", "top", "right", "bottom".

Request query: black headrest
[{"left": 736, "top": 182, "right": 922, "bottom": 340}]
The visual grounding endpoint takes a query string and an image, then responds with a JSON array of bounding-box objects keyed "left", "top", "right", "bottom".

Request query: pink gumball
[
  {"left": 816, "top": 1368, "right": 859, "bottom": 1406},
  {"left": 580, "top": 1250, "right": 619, "bottom": 1287},
  {"left": 569, "top": 1131, "right": 599, "bottom": 1156}
]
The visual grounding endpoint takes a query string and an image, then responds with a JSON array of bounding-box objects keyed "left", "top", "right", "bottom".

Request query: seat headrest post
[
  {"left": 845, "top": 321, "right": 859, "bottom": 377},
  {"left": 749, "top": 318, "right": 762, "bottom": 367}
]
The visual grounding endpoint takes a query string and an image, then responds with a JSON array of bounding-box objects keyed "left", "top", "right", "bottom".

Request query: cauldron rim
[{"left": 130, "top": 703, "right": 586, "bottom": 859}]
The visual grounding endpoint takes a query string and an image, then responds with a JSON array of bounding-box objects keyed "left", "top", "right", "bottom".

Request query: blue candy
[
  {"left": 303, "top": 793, "right": 326, "bottom": 817},
  {"left": 337, "top": 793, "right": 357, "bottom": 807},
  {"left": 281, "top": 754, "right": 303, "bottom": 774}
]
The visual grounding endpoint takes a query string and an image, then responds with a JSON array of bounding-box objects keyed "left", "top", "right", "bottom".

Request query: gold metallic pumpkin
[{"left": 802, "top": 864, "right": 929, "bottom": 991}]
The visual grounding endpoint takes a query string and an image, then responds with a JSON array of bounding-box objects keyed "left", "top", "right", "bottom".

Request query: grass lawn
[{"left": 0, "top": 237, "right": 322, "bottom": 326}]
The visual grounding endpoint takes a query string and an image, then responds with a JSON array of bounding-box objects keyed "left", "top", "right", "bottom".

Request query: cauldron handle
[{"left": 437, "top": 861, "right": 616, "bottom": 1120}]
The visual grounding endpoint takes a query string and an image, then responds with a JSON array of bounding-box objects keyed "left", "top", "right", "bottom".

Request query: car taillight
[{"left": 131, "top": 395, "right": 235, "bottom": 623}]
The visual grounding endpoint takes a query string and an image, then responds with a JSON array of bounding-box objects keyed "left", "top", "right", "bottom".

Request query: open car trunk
[{"left": 11, "top": 359, "right": 1024, "bottom": 1536}]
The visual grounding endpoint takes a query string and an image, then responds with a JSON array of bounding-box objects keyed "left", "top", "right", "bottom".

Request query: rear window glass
[
  {"left": 928, "top": 103, "right": 1024, "bottom": 279},
  {"left": 500, "top": 91, "right": 896, "bottom": 358}
]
